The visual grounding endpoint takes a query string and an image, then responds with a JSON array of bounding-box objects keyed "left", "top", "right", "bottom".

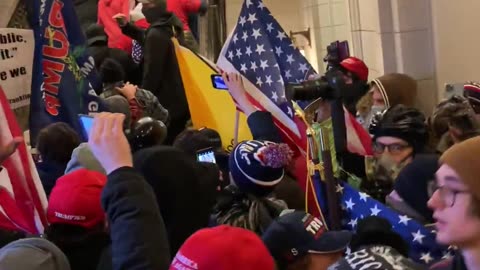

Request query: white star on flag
[
  {"left": 287, "top": 106, "right": 293, "bottom": 117},
  {"left": 233, "top": 33, "right": 239, "bottom": 44},
  {"left": 348, "top": 218, "right": 358, "bottom": 228},
  {"left": 258, "top": 1, "right": 265, "bottom": 9},
  {"left": 271, "top": 91, "right": 278, "bottom": 102},
  {"left": 275, "top": 46, "right": 283, "bottom": 56},
  {"left": 336, "top": 184, "right": 344, "bottom": 193},
  {"left": 242, "top": 31, "right": 248, "bottom": 42},
  {"left": 240, "top": 63, "right": 248, "bottom": 73},
  {"left": 370, "top": 204, "right": 381, "bottom": 216},
  {"left": 277, "top": 30, "right": 287, "bottom": 41},
  {"left": 255, "top": 44, "right": 266, "bottom": 55},
  {"left": 265, "top": 75, "right": 273, "bottom": 86},
  {"left": 247, "top": 13, "right": 257, "bottom": 24},
  {"left": 245, "top": 46, "right": 253, "bottom": 56},
  {"left": 246, "top": 0, "right": 253, "bottom": 7},
  {"left": 420, "top": 252, "right": 433, "bottom": 264},
  {"left": 266, "top": 23, "right": 274, "bottom": 33},
  {"left": 250, "top": 61, "right": 258, "bottom": 72},
  {"left": 239, "top": 16, "right": 247, "bottom": 27},
  {"left": 299, "top": 63, "right": 309, "bottom": 73},
  {"left": 260, "top": 59, "right": 269, "bottom": 70},
  {"left": 412, "top": 230, "right": 426, "bottom": 244},
  {"left": 285, "top": 70, "right": 292, "bottom": 79},
  {"left": 286, "top": 54, "right": 295, "bottom": 64},
  {"left": 236, "top": 48, "right": 242, "bottom": 58},
  {"left": 399, "top": 215, "right": 412, "bottom": 226},
  {"left": 256, "top": 77, "right": 263, "bottom": 87},
  {"left": 359, "top": 192, "right": 369, "bottom": 202},
  {"left": 252, "top": 28, "right": 262, "bottom": 40},
  {"left": 345, "top": 198, "right": 355, "bottom": 210},
  {"left": 227, "top": 51, "right": 234, "bottom": 60}
]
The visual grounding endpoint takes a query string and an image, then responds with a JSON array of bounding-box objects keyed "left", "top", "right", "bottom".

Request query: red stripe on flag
[{"left": 0, "top": 87, "right": 47, "bottom": 233}]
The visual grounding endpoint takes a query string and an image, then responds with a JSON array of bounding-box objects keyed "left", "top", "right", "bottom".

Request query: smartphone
[
  {"left": 196, "top": 147, "right": 217, "bottom": 163},
  {"left": 211, "top": 75, "right": 228, "bottom": 90},
  {"left": 78, "top": 114, "right": 94, "bottom": 139}
]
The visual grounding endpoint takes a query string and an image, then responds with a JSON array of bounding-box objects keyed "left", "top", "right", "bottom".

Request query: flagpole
[{"left": 233, "top": 110, "right": 240, "bottom": 146}]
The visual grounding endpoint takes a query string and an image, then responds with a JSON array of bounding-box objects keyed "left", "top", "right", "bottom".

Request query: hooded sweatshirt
[
  {"left": 0, "top": 237, "right": 70, "bottom": 270},
  {"left": 357, "top": 73, "right": 418, "bottom": 118},
  {"left": 133, "top": 146, "right": 219, "bottom": 256}
]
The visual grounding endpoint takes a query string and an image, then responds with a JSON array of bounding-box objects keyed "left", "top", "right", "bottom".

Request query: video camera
[{"left": 286, "top": 41, "right": 350, "bottom": 101}]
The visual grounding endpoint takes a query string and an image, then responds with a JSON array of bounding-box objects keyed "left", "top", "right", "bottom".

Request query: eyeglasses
[
  {"left": 429, "top": 183, "right": 469, "bottom": 207},
  {"left": 372, "top": 142, "right": 410, "bottom": 154}
]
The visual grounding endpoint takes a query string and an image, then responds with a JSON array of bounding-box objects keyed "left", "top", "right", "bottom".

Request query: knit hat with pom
[{"left": 229, "top": 140, "right": 293, "bottom": 196}]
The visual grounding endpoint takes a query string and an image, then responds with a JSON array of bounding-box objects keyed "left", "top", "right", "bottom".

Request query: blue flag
[
  {"left": 29, "top": 0, "right": 106, "bottom": 143},
  {"left": 339, "top": 183, "right": 453, "bottom": 265}
]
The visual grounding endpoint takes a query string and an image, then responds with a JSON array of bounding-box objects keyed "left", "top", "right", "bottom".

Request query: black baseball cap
[{"left": 262, "top": 210, "right": 352, "bottom": 265}]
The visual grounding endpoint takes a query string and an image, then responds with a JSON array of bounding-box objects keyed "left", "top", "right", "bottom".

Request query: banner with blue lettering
[{"left": 28, "top": 0, "right": 106, "bottom": 143}]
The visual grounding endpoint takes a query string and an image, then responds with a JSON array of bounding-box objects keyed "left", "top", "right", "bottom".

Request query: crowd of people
[{"left": 1, "top": 0, "right": 480, "bottom": 269}]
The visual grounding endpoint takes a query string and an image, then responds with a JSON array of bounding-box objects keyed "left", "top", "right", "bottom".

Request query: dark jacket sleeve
[
  {"left": 101, "top": 167, "right": 171, "bottom": 270},
  {"left": 121, "top": 23, "right": 146, "bottom": 45},
  {"left": 247, "top": 111, "right": 283, "bottom": 143},
  {"left": 141, "top": 29, "right": 170, "bottom": 95}
]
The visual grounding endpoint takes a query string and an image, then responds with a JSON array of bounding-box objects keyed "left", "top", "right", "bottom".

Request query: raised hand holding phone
[
  {"left": 88, "top": 113, "right": 133, "bottom": 174},
  {"left": 221, "top": 72, "right": 256, "bottom": 116}
]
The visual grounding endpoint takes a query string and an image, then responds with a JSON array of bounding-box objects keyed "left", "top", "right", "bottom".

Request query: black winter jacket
[
  {"left": 121, "top": 14, "right": 190, "bottom": 144},
  {"left": 100, "top": 167, "right": 171, "bottom": 270}
]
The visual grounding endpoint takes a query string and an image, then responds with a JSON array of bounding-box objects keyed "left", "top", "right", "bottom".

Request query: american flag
[
  {"left": 0, "top": 86, "right": 48, "bottom": 234},
  {"left": 217, "top": 0, "right": 372, "bottom": 156},
  {"left": 339, "top": 183, "right": 453, "bottom": 265},
  {"left": 132, "top": 40, "right": 143, "bottom": 64},
  {"left": 217, "top": 0, "right": 316, "bottom": 152}
]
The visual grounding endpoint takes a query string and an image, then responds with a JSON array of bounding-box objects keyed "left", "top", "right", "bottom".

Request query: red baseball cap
[
  {"left": 47, "top": 169, "right": 107, "bottom": 229},
  {"left": 340, "top": 57, "right": 369, "bottom": 81},
  {"left": 170, "top": 225, "right": 275, "bottom": 270}
]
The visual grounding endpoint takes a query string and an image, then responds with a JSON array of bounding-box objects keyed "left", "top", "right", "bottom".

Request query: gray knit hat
[
  {"left": 65, "top": 143, "right": 106, "bottom": 175},
  {"left": 0, "top": 238, "right": 71, "bottom": 270}
]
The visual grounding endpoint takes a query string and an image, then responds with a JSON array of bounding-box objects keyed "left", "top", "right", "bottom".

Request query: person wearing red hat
[
  {"left": 170, "top": 225, "right": 275, "bottom": 270},
  {"left": 45, "top": 169, "right": 110, "bottom": 270},
  {"left": 339, "top": 57, "right": 369, "bottom": 83}
]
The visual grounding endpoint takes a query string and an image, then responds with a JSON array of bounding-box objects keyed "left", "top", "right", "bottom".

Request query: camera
[{"left": 286, "top": 41, "right": 350, "bottom": 101}]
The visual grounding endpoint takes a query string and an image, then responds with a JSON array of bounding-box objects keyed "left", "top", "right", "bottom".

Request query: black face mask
[{"left": 142, "top": 5, "right": 166, "bottom": 23}]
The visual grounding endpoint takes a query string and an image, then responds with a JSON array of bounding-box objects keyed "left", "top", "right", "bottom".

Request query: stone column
[
  {"left": 348, "top": 0, "right": 437, "bottom": 113},
  {"left": 300, "top": 0, "right": 353, "bottom": 73}
]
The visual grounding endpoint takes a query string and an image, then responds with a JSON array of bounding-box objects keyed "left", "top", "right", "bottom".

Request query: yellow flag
[{"left": 172, "top": 39, "right": 252, "bottom": 152}]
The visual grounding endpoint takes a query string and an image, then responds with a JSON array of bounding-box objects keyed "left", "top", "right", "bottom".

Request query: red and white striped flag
[{"left": 0, "top": 86, "right": 48, "bottom": 234}]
